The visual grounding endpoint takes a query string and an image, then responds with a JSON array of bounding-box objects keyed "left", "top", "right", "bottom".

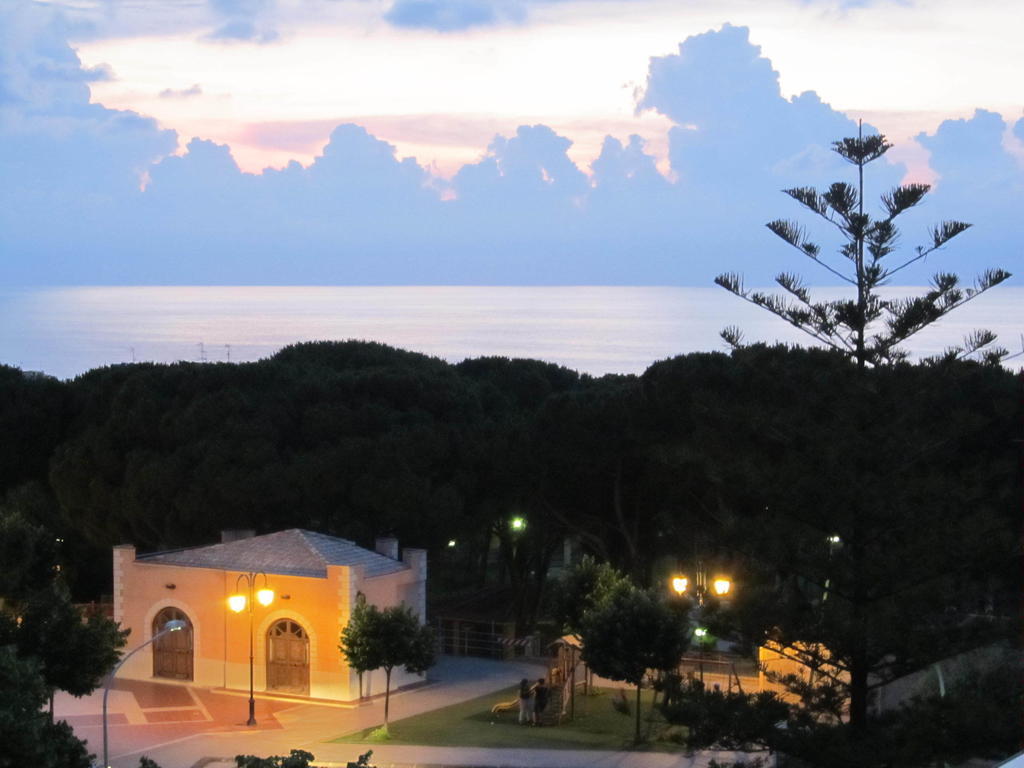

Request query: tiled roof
[{"left": 136, "top": 529, "right": 408, "bottom": 579}]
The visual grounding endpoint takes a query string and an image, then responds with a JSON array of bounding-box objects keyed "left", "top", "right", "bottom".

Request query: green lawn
[{"left": 330, "top": 686, "right": 687, "bottom": 752}]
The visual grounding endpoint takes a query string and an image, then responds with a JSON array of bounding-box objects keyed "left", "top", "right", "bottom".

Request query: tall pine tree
[
  {"left": 712, "top": 128, "right": 1015, "bottom": 741},
  {"left": 715, "top": 126, "right": 1011, "bottom": 367}
]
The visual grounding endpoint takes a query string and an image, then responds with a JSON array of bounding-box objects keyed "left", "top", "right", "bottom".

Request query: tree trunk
[
  {"left": 613, "top": 459, "right": 638, "bottom": 573},
  {"left": 849, "top": 483, "right": 869, "bottom": 733},
  {"left": 855, "top": 120, "right": 867, "bottom": 370},
  {"left": 384, "top": 667, "right": 392, "bottom": 728},
  {"left": 848, "top": 653, "right": 869, "bottom": 734}
]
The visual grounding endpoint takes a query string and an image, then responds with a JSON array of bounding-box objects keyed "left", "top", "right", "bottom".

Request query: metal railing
[{"left": 435, "top": 621, "right": 537, "bottom": 659}]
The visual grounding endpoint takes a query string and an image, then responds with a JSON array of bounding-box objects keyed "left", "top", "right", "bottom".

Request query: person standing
[
  {"left": 518, "top": 678, "right": 532, "bottom": 725},
  {"left": 532, "top": 677, "right": 549, "bottom": 726}
]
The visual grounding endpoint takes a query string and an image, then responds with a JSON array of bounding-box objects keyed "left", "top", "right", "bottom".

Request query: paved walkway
[{"left": 56, "top": 656, "right": 765, "bottom": 768}]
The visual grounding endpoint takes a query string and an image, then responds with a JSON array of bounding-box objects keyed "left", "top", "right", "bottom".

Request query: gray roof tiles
[{"left": 136, "top": 529, "right": 408, "bottom": 579}]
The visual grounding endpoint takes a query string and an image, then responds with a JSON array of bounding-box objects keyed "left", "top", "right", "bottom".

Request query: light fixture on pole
[
  {"left": 669, "top": 569, "right": 731, "bottom": 604},
  {"left": 671, "top": 576, "right": 689, "bottom": 596},
  {"left": 103, "top": 619, "right": 186, "bottom": 768},
  {"left": 694, "top": 626, "right": 710, "bottom": 682},
  {"left": 228, "top": 571, "right": 274, "bottom": 726}
]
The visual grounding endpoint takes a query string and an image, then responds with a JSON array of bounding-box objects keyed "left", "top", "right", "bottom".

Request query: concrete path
[{"left": 55, "top": 656, "right": 766, "bottom": 768}]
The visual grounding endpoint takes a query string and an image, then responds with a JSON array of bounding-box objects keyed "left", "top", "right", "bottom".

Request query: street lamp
[
  {"left": 670, "top": 568, "right": 732, "bottom": 605},
  {"left": 694, "top": 626, "right": 710, "bottom": 683},
  {"left": 510, "top": 516, "right": 526, "bottom": 532},
  {"left": 228, "top": 572, "right": 274, "bottom": 726},
  {"left": 671, "top": 576, "right": 689, "bottom": 596},
  {"left": 823, "top": 534, "right": 842, "bottom": 604},
  {"left": 103, "top": 619, "right": 186, "bottom": 768}
]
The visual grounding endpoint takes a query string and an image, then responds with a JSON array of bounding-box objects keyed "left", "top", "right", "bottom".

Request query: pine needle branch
[
  {"left": 885, "top": 221, "right": 973, "bottom": 279},
  {"left": 715, "top": 273, "right": 852, "bottom": 353},
  {"left": 765, "top": 220, "right": 856, "bottom": 285},
  {"left": 873, "top": 268, "right": 1012, "bottom": 357}
]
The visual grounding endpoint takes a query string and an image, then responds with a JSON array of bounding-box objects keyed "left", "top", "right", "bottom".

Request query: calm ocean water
[{"left": 1, "top": 286, "right": 1020, "bottom": 380}]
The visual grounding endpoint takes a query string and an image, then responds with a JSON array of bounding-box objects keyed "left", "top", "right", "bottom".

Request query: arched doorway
[
  {"left": 266, "top": 619, "right": 309, "bottom": 694},
  {"left": 152, "top": 607, "right": 193, "bottom": 680}
]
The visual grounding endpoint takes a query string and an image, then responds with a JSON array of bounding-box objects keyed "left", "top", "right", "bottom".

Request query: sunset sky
[
  {"left": 2, "top": 0, "right": 1022, "bottom": 285},
  {"left": 66, "top": 0, "right": 1024, "bottom": 175}
]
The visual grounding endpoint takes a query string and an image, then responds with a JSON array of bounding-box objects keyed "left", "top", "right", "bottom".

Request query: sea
[{"left": 1, "top": 286, "right": 1021, "bottom": 380}]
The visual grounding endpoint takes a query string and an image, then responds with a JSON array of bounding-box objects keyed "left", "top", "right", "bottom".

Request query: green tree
[
  {"left": 715, "top": 128, "right": 1011, "bottom": 367},
  {"left": 0, "top": 508, "right": 57, "bottom": 609},
  {"left": 0, "top": 510, "right": 129, "bottom": 718},
  {"left": 17, "top": 582, "right": 128, "bottom": 713},
  {"left": 453, "top": 356, "right": 581, "bottom": 632},
  {"left": 884, "top": 648, "right": 1023, "bottom": 766},
  {"left": 647, "top": 345, "right": 1020, "bottom": 759},
  {"left": 0, "top": 366, "right": 68, "bottom": 498},
  {"left": 712, "top": 127, "right": 1014, "bottom": 742},
  {"left": 234, "top": 749, "right": 316, "bottom": 768},
  {"left": 659, "top": 676, "right": 790, "bottom": 752},
  {"left": 339, "top": 602, "right": 436, "bottom": 731},
  {"left": 0, "top": 646, "right": 93, "bottom": 768},
  {"left": 579, "top": 582, "right": 689, "bottom": 743},
  {"left": 552, "top": 555, "right": 631, "bottom": 635}
]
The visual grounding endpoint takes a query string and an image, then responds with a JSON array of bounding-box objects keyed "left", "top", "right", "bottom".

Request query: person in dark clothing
[
  {"left": 531, "top": 677, "right": 549, "bottom": 725},
  {"left": 518, "top": 678, "right": 532, "bottom": 725}
]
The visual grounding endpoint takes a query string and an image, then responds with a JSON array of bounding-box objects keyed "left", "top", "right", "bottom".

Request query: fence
[{"left": 435, "top": 619, "right": 538, "bottom": 660}]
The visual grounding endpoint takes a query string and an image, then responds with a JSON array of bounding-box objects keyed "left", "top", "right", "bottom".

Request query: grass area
[{"left": 331, "top": 686, "right": 687, "bottom": 752}]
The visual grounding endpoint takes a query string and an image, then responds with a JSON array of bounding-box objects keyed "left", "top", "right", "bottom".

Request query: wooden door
[
  {"left": 152, "top": 607, "right": 193, "bottom": 680},
  {"left": 267, "top": 620, "right": 309, "bottom": 694}
]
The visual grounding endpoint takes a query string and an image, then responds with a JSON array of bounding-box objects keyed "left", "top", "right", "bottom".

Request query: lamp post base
[{"left": 247, "top": 697, "right": 257, "bottom": 726}]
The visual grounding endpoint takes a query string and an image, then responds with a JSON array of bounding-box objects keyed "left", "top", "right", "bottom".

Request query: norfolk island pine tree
[{"left": 713, "top": 125, "right": 1013, "bottom": 737}]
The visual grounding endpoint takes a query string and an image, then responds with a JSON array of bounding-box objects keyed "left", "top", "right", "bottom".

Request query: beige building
[{"left": 113, "top": 529, "right": 427, "bottom": 702}]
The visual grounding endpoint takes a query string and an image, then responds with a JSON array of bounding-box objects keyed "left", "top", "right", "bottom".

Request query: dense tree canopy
[
  {"left": 0, "top": 339, "right": 1018, "bottom": 765},
  {"left": 0, "top": 343, "right": 1016, "bottom": 635}
]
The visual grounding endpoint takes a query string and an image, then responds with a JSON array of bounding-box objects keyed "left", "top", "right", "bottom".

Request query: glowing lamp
[
  {"left": 694, "top": 627, "right": 708, "bottom": 638},
  {"left": 228, "top": 594, "right": 247, "bottom": 613},
  {"left": 256, "top": 588, "right": 274, "bottom": 607},
  {"left": 671, "top": 576, "right": 688, "bottom": 595},
  {"left": 828, "top": 535, "right": 841, "bottom": 544},
  {"left": 510, "top": 517, "right": 526, "bottom": 531},
  {"left": 447, "top": 539, "right": 457, "bottom": 548},
  {"left": 712, "top": 578, "right": 732, "bottom": 596}
]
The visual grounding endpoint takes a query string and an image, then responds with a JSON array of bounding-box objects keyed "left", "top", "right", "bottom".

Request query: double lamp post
[
  {"left": 671, "top": 566, "right": 732, "bottom": 683},
  {"left": 228, "top": 571, "right": 275, "bottom": 726},
  {"left": 100, "top": 572, "right": 275, "bottom": 768}
]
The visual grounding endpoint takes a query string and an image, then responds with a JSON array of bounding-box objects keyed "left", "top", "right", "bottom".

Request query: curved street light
[
  {"left": 102, "top": 619, "right": 187, "bottom": 768},
  {"left": 228, "top": 572, "right": 274, "bottom": 726}
]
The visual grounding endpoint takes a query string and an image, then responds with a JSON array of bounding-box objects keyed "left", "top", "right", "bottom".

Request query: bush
[{"left": 235, "top": 750, "right": 315, "bottom": 768}]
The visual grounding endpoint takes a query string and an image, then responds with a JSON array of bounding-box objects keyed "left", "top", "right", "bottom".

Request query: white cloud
[{"left": 1, "top": 6, "right": 1020, "bottom": 287}]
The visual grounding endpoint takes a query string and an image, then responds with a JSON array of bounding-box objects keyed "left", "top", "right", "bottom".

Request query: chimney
[
  {"left": 375, "top": 537, "right": 399, "bottom": 560},
  {"left": 221, "top": 529, "right": 255, "bottom": 543}
]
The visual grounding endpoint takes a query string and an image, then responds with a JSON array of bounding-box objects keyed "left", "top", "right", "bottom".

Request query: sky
[{"left": 1, "top": 0, "right": 1022, "bottom": 285}]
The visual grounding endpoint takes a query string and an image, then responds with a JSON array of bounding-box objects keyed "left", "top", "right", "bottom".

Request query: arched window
[
  {"left": 266, "top": 619, "right": 309, "bottom": 694},
  {"left": 152, "top": 607, "right": 193, "bottom": 681}
]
